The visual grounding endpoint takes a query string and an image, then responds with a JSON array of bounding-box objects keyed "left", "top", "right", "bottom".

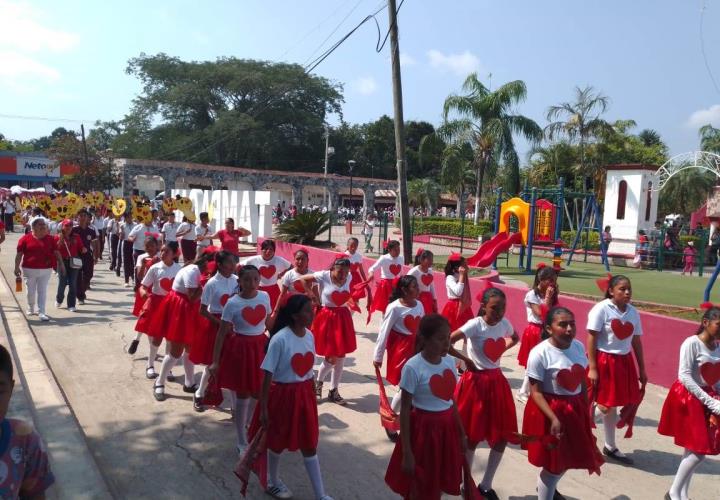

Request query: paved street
[{"left": 0, "top": 231, "right": 718, "bottom": 499}]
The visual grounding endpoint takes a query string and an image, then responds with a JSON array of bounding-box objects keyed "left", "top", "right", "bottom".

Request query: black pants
[
  {"left": 711, "top": 246, "right": 720, "bottom": 266},
  {"left": 110, "top": 234, "right": 120, "bottom": 272},
  {"left": 4, "top": 213, "right": 13, "bottom": 232},
  {"left": 97, "top": 229, "right": 106, "bottom": 259},
  {"left": 76, "top": 252, "right": 94, "bottom": 301},
  {"left": 122, "top": 241, "right": 134, "bottom": 283}
]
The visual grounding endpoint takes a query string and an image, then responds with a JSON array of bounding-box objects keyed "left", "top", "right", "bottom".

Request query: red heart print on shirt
[
  {"left": 159, "top": 278, "right": 174, "bottom": 292},
  {"left": 330, "top": 291, "right": 350, "bottom": 306},
  {"left": 293, "top": 281, "right": 306, "bottom": 293},
  {"left": 429, "top": 369, "right": 456, "bottom": 400},
  {"left": 556, "top": 364, "right": 585, "bottom": 392},
  {"left": 388, "top": 264, "right": 401, "bottom": 276},
  {"left": 220, "top": 294, "right": 230, "bottom": 306},
  {"left": 259, "top": 265, "right": 276, "bottom": 280},
  {"left": 483, "top": 338, "right": 506, "bottom": 363},
  {"left": 291, "top": 352, "right": 314, "bottom": 377},
  {"left": 421, "top": 274, "right": 433, "bottom": 286},
  {"left": 242, "top": 305, "right": 266, "bottom": 326},
  {"left": 610, "top": 319, "right": 634, "bottom": 340},
  {"left": 700, "top": 362, "right": 720, "bottom": 386},
  {"left": 403, "top": 315, "right": 421, "bottom": 334}
]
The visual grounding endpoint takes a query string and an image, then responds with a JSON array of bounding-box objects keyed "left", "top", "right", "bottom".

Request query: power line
[
  {"left": 700, "top": 0, "right": 720, "bottom": 95},
  {"left": 0, "top": 113, "right": 98, "bottom": 124},
  {"left": 301, "top": 0, "right": 367, "bottom": 67}
]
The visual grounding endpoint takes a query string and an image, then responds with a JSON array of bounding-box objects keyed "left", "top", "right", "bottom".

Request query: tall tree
[
  {"left": 441, "top": 73, "right": 542, "bottom": 223},
  {"left": 700, "top": 124, "right": 720, "bottom": 154},
  {"left": 659, "top": 169, "right": 715, "bottom": 216},
  {"left": 407, "top": 178, "right": 441, "bottom": 211},
  {"left": 48, "top": 133, "right": 119, "bottom": 192}
]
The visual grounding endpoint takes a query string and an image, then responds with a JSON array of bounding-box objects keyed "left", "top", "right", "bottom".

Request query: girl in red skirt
[
  {"left": 246, "top": 294, "right": 334, "bottom": 500},
  {"left": 373, "top": 275, "right": 424, "bottom": 439},
  {"left": 345, "top": 237, "right": 372, "bottom": 306},
  {"left": 128, "top": 235, "right": 160, "bottom": 355},
  {"left": 368, "top": 240, "right": 404, "bottom": 321},
  {"left": 587, "top": 274, "right": 647, "bottom": 465},
  {"left": 193, "top": 250, "right": 238, "bottom": 412},
  {"left": 298, "top": 255, "right": 355, "bottom": 405},
  {"left": 408, "top": 248, "right": 437, "bottom": 315},
  {"left": 441, "top": 253, "right": 473, "bottom": 332},
  {"left": 209, "top": 265, "right": 270, "bottom": 455},
  {"left": 658, "top": 305, "right": 720, "bottom": 500},
  {"left": 385, "top": 314, "right": 466, "bottom": 499},
  {"left": 450, "top": 287, "right": 519, "bottom": 499},
  {"left": 523, "top": 306, "right": 603, "bottom": 500},
  {"left": 240, "top": 239, "right": 290, "bottom": 310},
  {"left": 152, "top": 252, "right": 213, "bottom": 401},
  {"left": 517, "top": 265, "right": 558, "bottom": 403},
  {"left": 273, "top": 248, "right": 317, "bottom": 315},
  {"left": 134, "top": 241, "right": 182, "bottom": 380}
]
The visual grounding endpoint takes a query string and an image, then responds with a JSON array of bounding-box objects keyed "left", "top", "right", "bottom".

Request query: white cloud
[
  {"left": 353, "top": 77, "right": 378, "bottom": 95},
  {"left": 0, "top": 51, "right": 60, "bottom": 81},
  {"left": 687, "top": 104, "right": 720, "bottom": 128},
  {"left": 400, "top": 53, "right": 416, "bottom": 67},
  {"left": 427, "top": 49, "right": 482, "bottom": 76},
  {"left": 0, "top": 1, "right": 79, "bottom": 53}
]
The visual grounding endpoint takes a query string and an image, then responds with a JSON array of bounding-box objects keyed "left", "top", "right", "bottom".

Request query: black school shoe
[
  {"left": 478, "top": 487, "right": 499, "bottom": 500},
  {"left": 603, "top": 446, "right": 634, "bottom": 465},
  {"left": 193, "top": 394, "right": 205, "bottom": 412},
  {"left": 128, "top": 339, "right": 139, "bottom": 355}
]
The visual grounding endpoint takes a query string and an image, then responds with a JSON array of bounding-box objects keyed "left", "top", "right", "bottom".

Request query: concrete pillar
[
  {"left": 162, "top": 174, "right": 176, "bottom": 195},
  {"left": 291, "top": 184, "right": 303, "bottom": 207},
  {"left": 363, "top": 186, "right": 375, "bottom": 215}
]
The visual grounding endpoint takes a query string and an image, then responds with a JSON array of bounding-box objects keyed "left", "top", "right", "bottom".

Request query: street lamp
[{"left": 348, "top": 160, "right": 356, "bottom": 210}]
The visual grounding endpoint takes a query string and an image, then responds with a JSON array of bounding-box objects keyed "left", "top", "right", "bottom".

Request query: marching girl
[
  {"left": 152, "top": 252, "right": 213, "bottom": 401},
  {"left": 272, "top": 248, "right": 317, "bottom": 314},
  {"left": 522, "top": 307, "right": 604, "bottom": 500},
  {"left": 408, "top": 248, "right": 437, "bottom": 315},
  {"left": 384, "top": 314, "right": 466, "bottom": 499},
  {"left": 517, "top": 265, "right": 559, "bottom": 403},
  {"left": 298, "top": 255, "right": 355, "bottom": 405},
  {"left": 441, "top": 253, "right": 473, "bottom": 332},
  {"left": 240, "top": 239, "right": 290, "bottom": 310},
  {"left": 192, "top": 250, "right": 238, "bottom": 412},
  {"left": 345, "top": 237, "right": 372, "bottom": 306},
  {"left": 587, "top": 275, "right": 647, "bottom": 465},
  {"left": 450, "top": 287, "right": 519, "bottom": 499},
  {"left": 373, "top": 275, "right": 424, "bottom": 439},
  {"left": 245, "top": 294, "right": 334, "bottom": 500},
  {"left": 128, "top": 235, "right": 161, "bottom": 355},
  {"left": 134, "top": 242, "right": 182, "bottom": 380},
  {"left": 209, "top": 265, "right": 271, "bottom": 455},
  {"left": 367, "top": 240, "right": 404, "bottom": 321},
  {"left": 658, "top": 306, "right": 720, "bottom": 500}
]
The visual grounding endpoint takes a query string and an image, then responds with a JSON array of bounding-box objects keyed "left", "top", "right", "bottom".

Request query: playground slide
[{"left": 466, "top": 231, "right": 523, "bottom": 268}]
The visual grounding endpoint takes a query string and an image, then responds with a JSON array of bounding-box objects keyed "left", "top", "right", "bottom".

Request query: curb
[{"left": 0, "top": 269, "right": 113, "bottom": 499}]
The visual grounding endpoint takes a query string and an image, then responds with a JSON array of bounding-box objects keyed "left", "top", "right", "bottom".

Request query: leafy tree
[
  {"left": 407, "top": 178, "right": 441, "bottom": 211},
  {"left": 48, "top": 133, "right": 119, "bottom": 192},
  {"left": 526, "top": 141, "right": 579, "bottom": 187},
  {"left": 659, "top": 168, "right": 715, "bottom": 216},
  {"left": 638, "top": 129, "right": 663, "bottom": 147},
  {"left": 700, "top": 124, "right": 720, "bottom": 154}
]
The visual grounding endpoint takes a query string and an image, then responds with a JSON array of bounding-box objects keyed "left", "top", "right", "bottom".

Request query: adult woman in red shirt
[
  {"left": 209, "top": 218, "right": 250, "bottom": 261},
  {"left": 55, "top": 220, "right": 87, "bottom": 312},
  {"left": 14, "top": 218, "right": 65, "bottom": 321}
]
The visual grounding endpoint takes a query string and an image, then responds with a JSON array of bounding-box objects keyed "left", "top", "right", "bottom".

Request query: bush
[
  {"left": 412, "top": 219, "right": 493, "bottom": 239},
  {"left": 274, "top": 210, "right": 331, "bottom": 244},
  {"left": 560, "top": 230, "right": 600, "bottom": 250},
  {"left": 679, "top": 235, "right": 702, "bottom": 246}
]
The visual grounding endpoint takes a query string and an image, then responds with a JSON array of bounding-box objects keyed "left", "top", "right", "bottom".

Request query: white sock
[
  {"left": 465, "top": 448, "right": 475, "bottom": 470},
  {"left": 317, "top": 360, "right": 333, "bottom": 384},
  {"left": 519, "top": 374, "right": 530, "bottom": 396},
  {"left": 669, "top": 449, "right": 704, "bottom": 500},
  {"left": 196, "top": 367, "right": 211, "bottom": 398},
  {"left": 303, "top": 455, "right": 327, "bottom": 499},
  {"left": 602, "top": 407, "right": 618, "bottom": 451},
  {"left": 330, "top": 358, "right": 345, "bottom": 390},
  {"left": 537, "top": 469, "right": 563, "bottom": 500},
  {"left": 182, "top": 352, "right": 195, "bottom": 388},
  {"left": 147, "top": 342, "right": 159, "bottom": 369},
  {"left": 479, "top": 447, "right": 504, "bottom": 491},
  {"left": 134, "top": 332, "right": 142, "bottom": 342},
  {"left": 390, "top": 392, "right": 402, "bottom": 414},
  {"left": 234, "top": 397, "right": 250, "bottom": 447},
  {"left": 156, "top": 354, "right": 179, "bottom": 388},
  {"left": 268, "top": 450, "right": 281, "bottom": 486}
]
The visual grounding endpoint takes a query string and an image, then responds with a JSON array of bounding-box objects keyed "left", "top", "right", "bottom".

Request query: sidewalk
[{"left": 0, "top": 231, "right": 718, "bottom": 499}]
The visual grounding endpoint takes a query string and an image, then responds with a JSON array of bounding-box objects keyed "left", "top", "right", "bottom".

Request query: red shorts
[
  {"left": 593, "top": 351, "right": 641, "bottom": 408},
  {"left": 218, "top": 333, "right": 266, "bottom": 395},
  {"left": 658, "top": 381, "right": 720, "bottom": 455},
  {"left": 385, "top": 330, "right": 415, "bottom": 386},
  {"left": 517, "top": 323, "right": 543, "bottom": 368},
  {"left": 312, "top": 306, "right": 356, "bottom": 357}
]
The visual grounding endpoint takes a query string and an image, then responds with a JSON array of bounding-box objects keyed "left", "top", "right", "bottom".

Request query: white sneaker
[
  {"left": 38, "top": 314, "right": 50, "bottom": 322},
  {"left": 266, "top": 480, "right": 292, "bottom": 499},
  {"left": 55, "top": 302, "right": 62, "bottom": 308},
  {"left": 26, "top": 309, "right": 36, "bottom": 316},
  {"left": 68, "top": 307, "right": 77, "bottom": 313},
  {"left": 124, "top": 283, "right": 131, "bottom": 288}
]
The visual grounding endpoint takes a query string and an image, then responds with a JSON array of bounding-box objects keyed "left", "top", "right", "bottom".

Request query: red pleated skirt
[
  {"left": 455, "top": 369, "right": 519, "bottom": 446},
  {"left": 132, "top": 289, "right": 147, "bottom": 317},
  {"left": 658, "top": 381, "right": 720, "bottom": 455},
  {"left": 248, "top": 379, "right": 319, "bottom": 453},
  {"left": 312, "top": 306, "right": 356, "bottom": 357},
  {"left": 385, "top": 330, "right": 415, "bottom": 386},
  {"left": 369, "top": 278, "right": 394, "bottom": 316},
  {"left": 441, "top": 299, "right": 474, "bottom": 332},
  {"left": 259, "top": 284, "right": 281, "bottom": 310},
  {"left": 350, "top": 268, "right": 366, "bottom": 300},
  {"left": 134, "top": 294, "right": 167, "bottom": 338},
  {"left": 593, "top": 351, "right": 641, "bottom": 408},
  {"left": 522, "top": 393, "right": 604, "bottom": 475},
  {"left": 385, "top": 408, "right": 463, "bottom": 499},
  {"left": 418, "top": 291, "right": 435, "bottom": 315},
  {"left": 189, "top": 313, "right": 220, "bottom": 365},
  {"left": 159, "top": 290, "right": 202, "bottom": 345},
  {"left": 517, "top": 323, "right": 543, "bottom": 368},
  {"left": 218, "top": 333, "right": 266, "bottom": 395}
]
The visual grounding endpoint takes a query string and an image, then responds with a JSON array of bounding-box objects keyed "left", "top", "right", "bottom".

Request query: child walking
[
  {"left": 441, "top": 253, "right": 473, "bottom": 332},
  {"left": 451, "top": 287, "right": 519, "bottom": 499},
  {"left": 408, "top": 249, "right": 437, "bottom": 315},
  {"left": 345, "top": 237, "right": 372, "bottom": 306},
  {"left": 128, "top": 235, "right": 160, "bottom": 355},
  {"left": 658, "top": 305, "right": 720, "bottom": 500},
  {"left": 367, "top": 240, "right": 404, "bottom": 321},
  {"left": 240, "top": 239, "right": 291, "bottom": 310},
  {"left": 274, "top": 248, "right": 315, "bottom": 310},
  {"left": 682, "top": 242, "right": 696, "bottom": 276},
  {"left": 587, "top": 275, "right": 647, "bottom": 465}
]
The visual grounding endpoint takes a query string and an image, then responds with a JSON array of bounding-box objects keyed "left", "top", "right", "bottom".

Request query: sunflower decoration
[
  {"left": 162, "top": 197, "right": 177, "bottom": 214},
  {"left": 138, "top": 205, "right": 152, "bottom": 224},
  {"left": 37, "top": 196, "right": 53, "bottom": 213},
  {"left": 112, "top": 198, "right": 127, "bottom": 217},
  {"left": 13, "top": 213, "right": 22, "bottom": 225},
  {"left": 19, "top": 197, "right": 33, "bottom": 210},
  {"left": 93, "top": 192, "right": 105, "bottom": 207}
]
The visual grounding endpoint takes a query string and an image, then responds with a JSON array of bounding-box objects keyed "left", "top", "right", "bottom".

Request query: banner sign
[{"left": 16, "top": 157, "right": 59, "bottom": 178}]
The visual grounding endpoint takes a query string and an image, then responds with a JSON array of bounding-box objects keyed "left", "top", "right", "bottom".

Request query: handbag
[{"left": 64, "top": 239, "right": 82, "bottom": 269}]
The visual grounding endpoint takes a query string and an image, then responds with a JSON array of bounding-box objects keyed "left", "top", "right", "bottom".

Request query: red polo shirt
[{"left": 17, "top": 234, "right": 57, "bottom": 269}]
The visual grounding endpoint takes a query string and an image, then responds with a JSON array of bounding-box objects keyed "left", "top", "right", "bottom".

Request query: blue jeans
[{"left": 56, "top": 259, "right": 79, "bottom": 308}]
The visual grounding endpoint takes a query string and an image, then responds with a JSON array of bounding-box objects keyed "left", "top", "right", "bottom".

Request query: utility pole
[
  {"left": 323, "top": 125, "right": 329, "bottom": 207},
  {"left": 80, "top": 124, "right": 89, "bottom": 168},
  {"left": 387, "top": 0, "right": 412, "bottom": 264}
]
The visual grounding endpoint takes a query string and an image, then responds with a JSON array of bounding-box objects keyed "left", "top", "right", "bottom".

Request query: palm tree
[
  {"left": 659, "top": 168, "right": 716, "bottom": 215},
  {"left": 700, "top": 124, "right": 720, "bottom": 154},
  {"left": 441, "top": 74, "right": 542, "bottom": 224},
  {"left": 527, "top": 141, "right": 578, "bottom": 186},
  {"left": 638, "top": 129, "right": 662, "bottom": 147},
  {"left": 407, "top": 178, "right": 441, "bottom": 212}
]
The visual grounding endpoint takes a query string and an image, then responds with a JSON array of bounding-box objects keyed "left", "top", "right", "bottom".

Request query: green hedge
[
  {"left": 412, "top": 219, "right": 493, "bottom": 239},
  {"left": 679, "top": 235, "right": 702, "bottom": 246}
]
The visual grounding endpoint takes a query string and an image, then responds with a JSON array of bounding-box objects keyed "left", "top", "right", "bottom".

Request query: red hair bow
[
  {"left": 448, "top": 252, "right": 463, "bottom": 263},
  {"left": 595, "top": 273, "right": 613, "bottom": 294},
  {"left": 334, "top": 252, "right": 348, "bottom": 261},
  {"left": 203, "top": 245, "right": 219, "bottom": 255},
  {"left": 415, "top": 247, "right": 424, "bottom": 257},
  {"left": 701, "top": 302, "right": 718, "bottom": 310},
  {"left": 475, "top": 279, "right": 497, "bottom": 300},
  {"left": 297, "top": 246, "right": 310, "bottom": 255},
  {"left": 536, "top": 263, "right": 546, "bottom": 270},
  {"left": 383, "top": 240, "right": 389, "bottom": 250}
]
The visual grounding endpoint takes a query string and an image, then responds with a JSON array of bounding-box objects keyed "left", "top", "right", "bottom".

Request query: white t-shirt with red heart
[
  {"left": 586, "top": 298, "right": 643, "bottom": 355},
  {"left": 241, "top": 255, "right": 291, "bottom": 287},
  {"left": 526, "top": 339, "right": 588, "bottom": 396},
  {"left": 400, "top": 353, "right": 458, "bottom": 412},
  {"left": 261, "top": 326, "right": 316, "bottom": 383},
  {"left": 368, "top": 254, "right": 404, "bottom": 280},
  {"left": 142, "top": 261, "right": 182, "bottom": 296},
  {"left": 345, "top": 249, "right": 363, "bottom": 272},
  {"left": 373, "top": 299, "right": 425, "bottom": 363},
  {"left": 459, "top": 316, "right": 514, "bottom": 370},
  {"left": 312, "top": 271, "right": 352, "bottom": 307},
  {"left": 201, "top": 273, "right": 238, "bottom": 314},
  {"left": 524, "top": 289, "right": 543, "bottom": 324},
  {"left": 172, "top": 264, "right": 202, "bottom": 294},
  {"left": 408, "top": 265, "right": 436, "bottom": 297},
  {"left": 221, "top": 292, "right": 271, "bottom": 336},
  {"left": 280, "top": 268, "right": 315, "bottom": 294}
]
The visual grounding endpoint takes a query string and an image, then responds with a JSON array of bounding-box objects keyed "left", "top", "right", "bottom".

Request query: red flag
[
  {"left": 375, "top": 366, "right": 400, "bottom": 432},
  {"left": 235, "top": 428, "right": 267, "bottom": 496},
  {"left": 462, "top": 459, "right": 482, "bottom": 500},
  {"left": 203, "top": 375, "right": 223, "bottom": 407},
  {"left": 616, "top": 388, "right": 645, "bottom": 438}
]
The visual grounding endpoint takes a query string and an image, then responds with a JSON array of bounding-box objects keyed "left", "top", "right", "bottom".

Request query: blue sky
[{"left": 2, "top": 0, "right": 720, "bottom": 164}]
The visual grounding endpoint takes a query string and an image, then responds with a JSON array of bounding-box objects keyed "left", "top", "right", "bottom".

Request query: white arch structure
[{"left": 655, "top": 151, "right": 720, "bottom": 191}]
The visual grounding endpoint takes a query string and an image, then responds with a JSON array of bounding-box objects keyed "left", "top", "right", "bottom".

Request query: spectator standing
[
  {"left": 362, "top": 213, "right": 376, "bottom": 253},
  {"left": 72, "top": 209, "right": 99, "bottom": 306},
  {"left": 55, "top": 219, "right": 85, "bottom": 311},
  {"left": 709, "top": 222, "right": 720, "bottom": 266},
  {"left": 3, "top": 196, "right": 15, "bottom": 232},
  {"left": 601, "top": 226, "right": 612, "bottom": 248},
  {"left": 682, "top": 241, "right": 697, "bottom": 276}
]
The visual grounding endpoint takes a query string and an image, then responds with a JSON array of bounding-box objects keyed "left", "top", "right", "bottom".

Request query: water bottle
[{"left": 15, "top": 276, "right": 22, "bottom": 292}]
